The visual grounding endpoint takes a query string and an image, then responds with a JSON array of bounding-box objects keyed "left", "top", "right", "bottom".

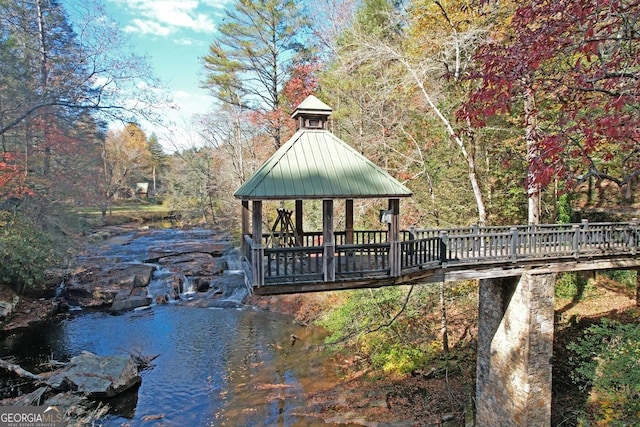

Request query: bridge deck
[{"left": 242, "top": 221, "right": 640, "bottom": 295}]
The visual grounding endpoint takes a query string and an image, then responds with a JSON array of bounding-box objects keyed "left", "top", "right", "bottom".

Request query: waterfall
[
  {"left": 221, "top": 249, "right": 244, "bottom": 275},
  {"left": 55, "top": 280, "right": 65, "bottom": 298},
  {"left": 180, "top": 275, "right": 196, "bottom": 297},
  {"left": 146, "top": 267, "right": 195, "bottom": 303}
]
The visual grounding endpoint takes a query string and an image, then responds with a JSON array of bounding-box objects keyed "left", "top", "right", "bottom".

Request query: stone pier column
[{"left": 476, "top": 271, "right": 555, "bottom": 426}]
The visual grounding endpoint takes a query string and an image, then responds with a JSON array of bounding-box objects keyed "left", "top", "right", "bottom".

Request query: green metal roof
[{"left": 234, "top": 129, "right": 413, "bottom": 200}]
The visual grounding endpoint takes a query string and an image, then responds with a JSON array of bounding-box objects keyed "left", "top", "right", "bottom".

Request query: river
[{"left": 0, "top": 228, "right": 345, "bottom": 426}]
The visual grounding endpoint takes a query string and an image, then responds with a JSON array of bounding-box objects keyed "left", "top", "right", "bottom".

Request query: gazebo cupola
[
  {"left": 234, "top": 95, "right": 412, "bottom": 291},
  {"left": 291, "top": 95, "right": 332, "bottom": 130}
]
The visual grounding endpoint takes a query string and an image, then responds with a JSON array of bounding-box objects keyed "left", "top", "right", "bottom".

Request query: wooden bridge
[
  {"left": 242, "top": 219, "right": 640, "bottom": 295},
  {"left": 234, "top": 96, "right": 640, "bottom": 426}
]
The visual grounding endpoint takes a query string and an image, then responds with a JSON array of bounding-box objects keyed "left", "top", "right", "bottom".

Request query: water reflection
[{"left": 0, "top": 306, "right": 335, "bottom": 426}]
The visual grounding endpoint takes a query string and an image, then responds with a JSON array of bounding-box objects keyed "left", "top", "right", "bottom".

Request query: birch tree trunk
[{"left": 523, "top": 83, "right": 540, "bottom": 225}]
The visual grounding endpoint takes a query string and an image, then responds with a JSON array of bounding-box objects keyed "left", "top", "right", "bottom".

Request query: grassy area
[{"left": 71, "top": 201, "right": 173, "bottom": 227}]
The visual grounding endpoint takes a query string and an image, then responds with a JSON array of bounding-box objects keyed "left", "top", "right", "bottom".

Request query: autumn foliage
[{"left": 461, "top": 0, "right": 640, "bottom": 191}]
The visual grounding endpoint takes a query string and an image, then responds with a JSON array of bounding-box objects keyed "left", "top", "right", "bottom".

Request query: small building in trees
[{"left": 234, "top": 95, "right": 412, "bottom": 292}]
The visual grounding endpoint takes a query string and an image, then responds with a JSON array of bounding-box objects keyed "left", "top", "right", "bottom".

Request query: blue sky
[{"left": 70, "top": 0, "right": 234, "bottom": 150}]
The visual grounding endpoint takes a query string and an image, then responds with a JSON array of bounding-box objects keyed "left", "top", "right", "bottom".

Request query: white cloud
[
  {"left": 124, "top": 18, "right": 175, "bottom": 36},
  {"left": 108, "top": 0, "right": 226, "bottom": 37},
  {"left": 174, "top": 38, "right": 196, "bottom": 46}
]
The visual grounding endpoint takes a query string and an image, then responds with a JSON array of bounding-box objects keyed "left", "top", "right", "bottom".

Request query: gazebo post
[
  {"left": 323, "top": 199, "right": 335, "bottom": 282},
  {"left": 345, "top": 199, "right": 354, "bottom": 245},
  {"left": 241, "top": 200, "right": 249, "bottom": 256},
  {"left": 295, "top": 199, "right": 303, "bottom": 246},
  {"left": 389, "top": 198, "right": 401, "bottom": 277},
  {"left": 251, "top": 200, "right": 264, "bottom": 287}
]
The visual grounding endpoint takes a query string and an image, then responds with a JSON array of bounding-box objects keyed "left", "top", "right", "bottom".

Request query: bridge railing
[
  {"left": 436, "top": 220, "right": 639, "bottom": 265},
  {"left": 262, "top": 230, "right": 390, "bottom": 247},
  {"left": 247, "top": 220, "right": 639, "bottom": 287},
  {"left": 401, "top": 237, "right": 441, "bottom": 269}
]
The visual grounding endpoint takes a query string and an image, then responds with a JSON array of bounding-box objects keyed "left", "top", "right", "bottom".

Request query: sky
[{"left": 82, "top": 0, "right": 234, "bottom": 151}]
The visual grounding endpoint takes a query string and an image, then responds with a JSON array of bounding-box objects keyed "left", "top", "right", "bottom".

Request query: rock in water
[
  {"left": 48, "top": 351, "right": 141, "bottom": 397},
  {"left": 110, "top": 295, "right": 152, "bottom": 313}
]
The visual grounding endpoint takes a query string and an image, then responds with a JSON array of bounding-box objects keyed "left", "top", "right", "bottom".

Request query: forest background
[{"left": 1, "top": 0, "right": 639, "bottom": 425}]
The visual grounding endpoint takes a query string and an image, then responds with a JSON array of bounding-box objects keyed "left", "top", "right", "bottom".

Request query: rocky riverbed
[{"left": 0, "top": 224, "right": 247, "bottom": 332}]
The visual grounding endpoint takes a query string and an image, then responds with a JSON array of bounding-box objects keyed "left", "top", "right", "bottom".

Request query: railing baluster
[
  {"left": 440, "top": 231, "right": 448, "bottom": 264},
  {"left": 572, "top": 224, "right": 580, "bottom": 258},
  {"left": 632, "top": 218, "right": 638, "bottom": 255},
  {"left": 510, "top": 228, "right": 518, "bottom": 262}
]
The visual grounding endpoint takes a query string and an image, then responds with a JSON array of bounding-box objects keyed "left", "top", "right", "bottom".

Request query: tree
[
  {"left": 147, "top": 134, "right": 168, "bottom": 197},
  {"left": 164, "top": 147, "right": 223, "bottom": 224},
  {"left": 321, "top": 0, "right": 490, "bottom": 226},
  {"left": 201, "top": 0, "right": 314, "bottom": 149},
  {"left": 197, "top": 105, "right": 260, "bottom": 185},
  {"left": 0, "top": 0, "right": 167, "bottom": 218},
  {"left": 460, "top": 0, "right": 640, "bottom": 222},
  {"left": 0, "top": 0, "right": 164, "bottom": 137},
  {"left": 100, "top": 123, "right": 151, "bottom": 214}
]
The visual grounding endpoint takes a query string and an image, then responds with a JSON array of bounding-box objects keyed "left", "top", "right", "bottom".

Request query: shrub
[
  {"left": 0, "top": 212, "right": 63, "bottom": 294},
  {"left": 555, "top": 272, "right": 598, "bottom": 300},
  {"left": 318, "top": 287, "right": 445, "bottom": 377},
  {"left": 568, "top": 319, "right": 640, "bottom": 425},
  {"left": 370, "top": 343, "right": 432, "bottom": 375},
  {"left": 601, "top": 269, "right": 637, "bottom": 292}
]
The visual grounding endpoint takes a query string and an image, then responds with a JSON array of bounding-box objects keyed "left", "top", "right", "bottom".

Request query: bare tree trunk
[
  {"left": 406, "top": 66, "right": 487, "bottom": 226},
  {"left": 440, "top": 281, "right": 450, "bottom": 354},
  {"left": 152, "top": 166, "right": 156, "bottom": 196},
  {"left": 36, "top": 0, "right": 52, "bottom": 176},
  {"left": 0, "top": 358, "right": 44, "bottom": 383}
]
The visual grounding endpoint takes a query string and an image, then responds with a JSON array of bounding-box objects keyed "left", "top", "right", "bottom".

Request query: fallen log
[{"left": 0, "top": 358, "right": 44, "bottom": 383}]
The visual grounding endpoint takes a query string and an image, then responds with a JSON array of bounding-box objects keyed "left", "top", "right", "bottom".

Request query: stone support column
[{"left": 476, "top": 271, "right": 555, "bottom": 426}]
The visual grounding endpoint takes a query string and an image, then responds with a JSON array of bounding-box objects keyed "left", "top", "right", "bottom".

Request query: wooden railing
[
  {"left": 264, "top": 245, "right": 324, "bottom": 283},
  {"left": 439, "top": 221, "right": 639, "bottom": 265},
  {"left": 335, "top": 243, "right": 390, "bottom": 278},
  {"left": 245, "top": 220, "right": 639, "bottom": 287}
]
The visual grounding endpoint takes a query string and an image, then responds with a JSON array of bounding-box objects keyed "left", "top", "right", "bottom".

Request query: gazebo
[{"left": 234, "top": 95, "right": 413, "bottom": 293}]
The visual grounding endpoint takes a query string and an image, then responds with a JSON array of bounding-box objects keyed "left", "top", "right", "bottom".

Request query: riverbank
[
  {"left": 246, "top": 292, "right": 474, "bottom": 426},
  {"left": 246, "top": 275, "right": 640, "bottom": 426}
]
